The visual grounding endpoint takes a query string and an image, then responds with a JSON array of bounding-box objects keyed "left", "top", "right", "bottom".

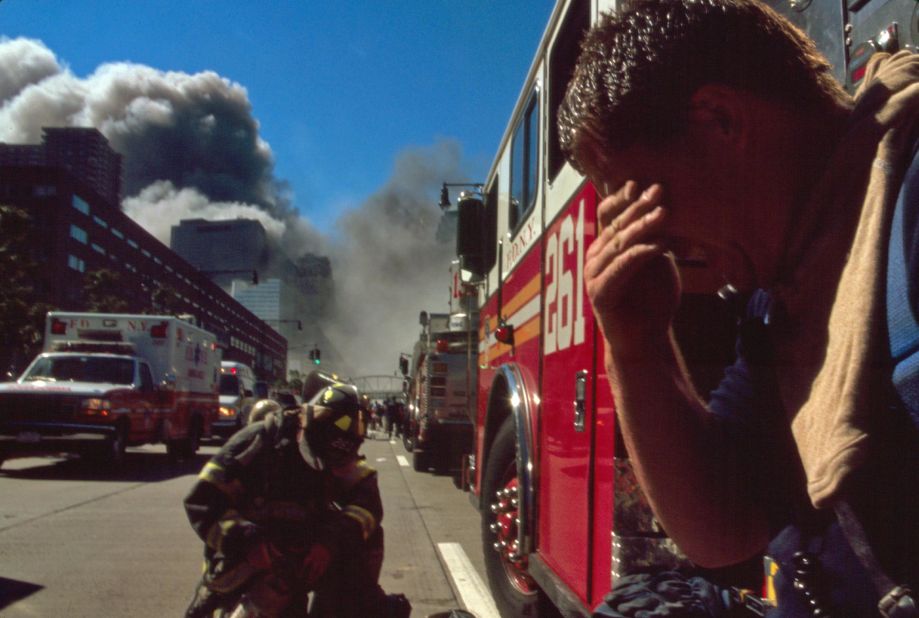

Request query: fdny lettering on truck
[{"left": 504, "top": 216, "right": 540, "bottom": 272}]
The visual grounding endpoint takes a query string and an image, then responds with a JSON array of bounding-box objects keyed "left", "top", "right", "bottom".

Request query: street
[{"left": 0, "top": 432, "right": 497, "bottom": 617}]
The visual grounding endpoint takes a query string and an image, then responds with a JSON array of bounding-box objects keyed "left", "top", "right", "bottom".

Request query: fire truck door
[{"left": 538, "top": 184, "right": 598, "bottom": 602}]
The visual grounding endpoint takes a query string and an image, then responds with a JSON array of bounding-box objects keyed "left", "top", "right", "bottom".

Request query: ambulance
[{"left": 0, "top": 312, "right": 221, "bottom": 467}]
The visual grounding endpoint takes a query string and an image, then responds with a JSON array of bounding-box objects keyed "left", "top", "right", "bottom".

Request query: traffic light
[{"left": 309, "top": 347, "right": 321, "bottom": 365}]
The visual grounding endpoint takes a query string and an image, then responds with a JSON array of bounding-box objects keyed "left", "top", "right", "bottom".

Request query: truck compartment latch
[{"left": 574, "top": 370, "right": 588, "bottom": 432}]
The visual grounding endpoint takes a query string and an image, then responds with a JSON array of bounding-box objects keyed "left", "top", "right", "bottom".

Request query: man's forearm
[{"left": 606, "top": 331, "right": 769, "bottom": 567}]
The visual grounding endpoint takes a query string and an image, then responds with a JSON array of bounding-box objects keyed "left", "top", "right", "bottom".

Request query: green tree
[
  {"left": 0, "top": 205, "right": 51, "bottom": 377},
  {"left": 149, "top": 281, "right": 186, "bottom": 315},
  {"left": 84, "top": 268, "right": 132, "bottom": 313}
]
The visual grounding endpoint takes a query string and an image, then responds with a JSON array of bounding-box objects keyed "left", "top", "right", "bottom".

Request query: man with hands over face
[{"left": 559, "top": 0, "right": 919, "bottom": 615}]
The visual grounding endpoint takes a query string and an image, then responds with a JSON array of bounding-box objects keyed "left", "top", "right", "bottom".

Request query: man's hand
[
  {"left": 302, "top": 543, "right": 332, "bottom": 586},
  {"left": 586, "top": 181, "right": 680, "bottom": 351}
]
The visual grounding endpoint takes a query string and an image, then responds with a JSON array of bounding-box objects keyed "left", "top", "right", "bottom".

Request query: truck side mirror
[{"left": 456, "top": 192, "right": 486, "bottom": 280}]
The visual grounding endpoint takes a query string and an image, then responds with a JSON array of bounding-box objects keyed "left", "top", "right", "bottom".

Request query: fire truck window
[
  {"left": 548, "top": 0, "right": 590, "bottom": 181},
  {"left": 509, "top": 93, "right": 539, "bottom": 233}
]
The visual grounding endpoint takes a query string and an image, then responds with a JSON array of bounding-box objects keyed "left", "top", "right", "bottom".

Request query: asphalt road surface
[{"left": 0, "top": 430, "right": 497, "bottom": 617}]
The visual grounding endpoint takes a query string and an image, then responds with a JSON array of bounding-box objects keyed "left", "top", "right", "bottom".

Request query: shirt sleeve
[{"left": 183, "top": 424, "right": 266, "bottom": 556}]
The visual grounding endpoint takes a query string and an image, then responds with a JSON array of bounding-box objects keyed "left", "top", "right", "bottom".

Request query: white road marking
[
  {"left": 437, "top": 542, "right": 500, "bottom": 618},
  {"left": 389, "top": 439, "right": 397, "bottom": 445},
  {"left": 396, "top": 455, "right": 410, "bottom": 467},
  {"left": 376, "top": 457, "right": 388, "bottom": 463}
]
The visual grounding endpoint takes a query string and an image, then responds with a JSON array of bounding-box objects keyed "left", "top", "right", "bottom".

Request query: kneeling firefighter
[{"left": 183, "top": 384, "right": 411, "bottom": 617}]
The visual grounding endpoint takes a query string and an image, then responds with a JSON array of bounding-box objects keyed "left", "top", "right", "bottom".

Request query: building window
[
  {"left": 153, "top": 256, "right": 162, "bottom": 265},
  {"left": 93, "top": 215, "right": 108, "bottom": 229},
  {"left": 91, "top": 243, "right": 105, "bottom": 255},
  {"left": 70, "top": 224, "right": 88, "bottom": 244},
  {"left": 111, "top": 227, "right": 124, "bottom": 239},
  {"left": 71, "top": 195, "right": 90, "bottom": 215},
  {"left": 127, "top": 239, "right": 139, "bottom": 249},
  {"left": 141, "top": 248, "right": 151, "bottom": 258},
  {"left": 35, "top": 185, "right": 58, "bottom": 198},
  {"left": 67, "top": 255, "right": 85, "bottom": 272}
]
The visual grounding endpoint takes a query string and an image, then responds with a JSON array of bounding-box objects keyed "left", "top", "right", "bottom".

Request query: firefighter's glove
[
  {"left": 302, "top": 543, "right": 333, "bottom": 586},
  {"left": 246, "top": 541, "right": 280, "bottom": 571}
]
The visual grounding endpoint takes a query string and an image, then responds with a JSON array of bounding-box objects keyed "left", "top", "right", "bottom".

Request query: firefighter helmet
[
  {"left": 298, "top": 383, "right": 365, "bottom": 469},
  {"left": 248, "top": 398, "right": 282, "bottom": 425}
]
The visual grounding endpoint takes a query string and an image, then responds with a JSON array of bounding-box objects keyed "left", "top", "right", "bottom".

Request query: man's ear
[{"left": 687, "top": 84, "right": 749, "bottom": 150}]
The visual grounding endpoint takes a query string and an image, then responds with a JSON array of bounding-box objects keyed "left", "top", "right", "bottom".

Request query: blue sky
[{"left": 1, "top": 1, "right": 555, "bottom": 233}]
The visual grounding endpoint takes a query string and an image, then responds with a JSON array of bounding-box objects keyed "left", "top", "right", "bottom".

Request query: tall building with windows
[
  {"left": 171, "top": 218, "right": 271, "bottom": 290},
  {"left": 0, "top": 127, "right": 122, "bottom": 205},
  {"left": 0, "top": 129, "right": 287, "bottom": 380},
  {"left": 171, "top": 218, "right": 346, "bottom": 376}
]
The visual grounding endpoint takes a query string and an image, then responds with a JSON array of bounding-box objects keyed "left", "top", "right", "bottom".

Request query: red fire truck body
[{"left": 456, "top": 0, "right": 915, "bottom": 615}]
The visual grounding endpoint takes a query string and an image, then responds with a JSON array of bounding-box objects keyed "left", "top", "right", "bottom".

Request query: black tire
[
  {"left": 166, "top": 438, "right": 182, "bottom": 461},
  {"left": 481, "top": 418, "right": 546, "bottom": 617},
  {"left": 186, "top": 417, "right": 202, "bottom": 456},
  {"left": 412, "top": 449, "right": 428, "bottom": 472},
  {"left": 402, "top": 428, "right": 414, "bottom": 452},
  {"left": 91, "top": 423, "right": 127, "bottom": 468}
]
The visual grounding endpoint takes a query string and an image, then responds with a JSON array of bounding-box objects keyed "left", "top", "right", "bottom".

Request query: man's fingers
[
  {"left": 586, "top": 204, "right": 668, "bottom": 270},
  {"left": 597, "top": 181, "right": 660, "bottom": 231},
  {"left": 585, "top": 242, "right": 668, "bottom": 306}
]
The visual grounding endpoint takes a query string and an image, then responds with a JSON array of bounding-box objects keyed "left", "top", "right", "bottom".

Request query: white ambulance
[{"left": 0, "top": 312, "right": 221, "bottom": 467}]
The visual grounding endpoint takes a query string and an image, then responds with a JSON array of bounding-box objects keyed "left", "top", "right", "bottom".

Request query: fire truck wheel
[
  {"left": 412, "top": 449, "right": 429, "bottom": 472},
  {"left": 482, "top": 418, "right": 548, "bottom": 617},
  {"left": 402, "top": 430, "right": 414, "bottom": 452}
]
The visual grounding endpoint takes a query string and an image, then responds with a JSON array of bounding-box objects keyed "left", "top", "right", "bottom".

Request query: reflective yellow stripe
[
  {"left": 205, "top": 509, "right": 244, "bottom": 552},
  {"left": 343, "top": 505, "right": 376, "bottom": 540},
  {"left": 199, "top": 461, "right": 225, "bottom": 482},
  {"left": 199, "top": 461, "right": 244, "bottom": 500}
]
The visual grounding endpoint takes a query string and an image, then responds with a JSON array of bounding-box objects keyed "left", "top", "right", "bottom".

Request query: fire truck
[
  {"left": 0, "top": 312, "right": 221, "bottom": 467},
  {"left": 402, "top": 310, "right": 475, "bottom": 473},
  {"left": 451, "top": 0, "right": 917, "bottom": 615}
]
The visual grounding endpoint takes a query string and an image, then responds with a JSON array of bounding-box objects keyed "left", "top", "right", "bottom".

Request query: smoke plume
[
  {"left": 326, "top": 142, "right": 463, "bottom": 374},
  {"left": 0, "top": 37, "right": 466, "bottom": 376}
]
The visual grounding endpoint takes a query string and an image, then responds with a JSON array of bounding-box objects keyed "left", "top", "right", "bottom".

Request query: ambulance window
[
  {"left": 548, "top": 0, "right": 590, "bottom": 181},
  {"left": 139, "top": 363, "right": 154, "bottom": 392},
  {"left": 509, "top": 93, "right": 539, "bottom": 232}
]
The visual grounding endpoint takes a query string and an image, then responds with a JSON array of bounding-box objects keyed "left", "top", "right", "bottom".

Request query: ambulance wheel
[
  {"left": 180, "top": 418, "right": 202, "bottom": 458},
  {"left": 93, "top": 423, "right": 127, "bottom": 468},
  {"left": 482, "top": 418, "right": 549, "bottom": 617}
]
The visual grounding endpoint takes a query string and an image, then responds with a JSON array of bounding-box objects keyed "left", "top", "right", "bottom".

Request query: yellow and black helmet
[{"left": 299, "top": 383, "right": 365, "bottom": 469}]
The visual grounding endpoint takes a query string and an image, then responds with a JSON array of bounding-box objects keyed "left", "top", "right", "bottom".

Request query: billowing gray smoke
[
  {"left": 327, "top": 143, "right": 463, "bottom": 374},
  {"left": 0, "top": 37, "right": 464, "bottom": 376}
]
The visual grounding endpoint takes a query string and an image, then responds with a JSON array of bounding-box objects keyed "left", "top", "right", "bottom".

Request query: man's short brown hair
[{"left": 558, "top": 0, "right": 850, "bottom": 172}]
